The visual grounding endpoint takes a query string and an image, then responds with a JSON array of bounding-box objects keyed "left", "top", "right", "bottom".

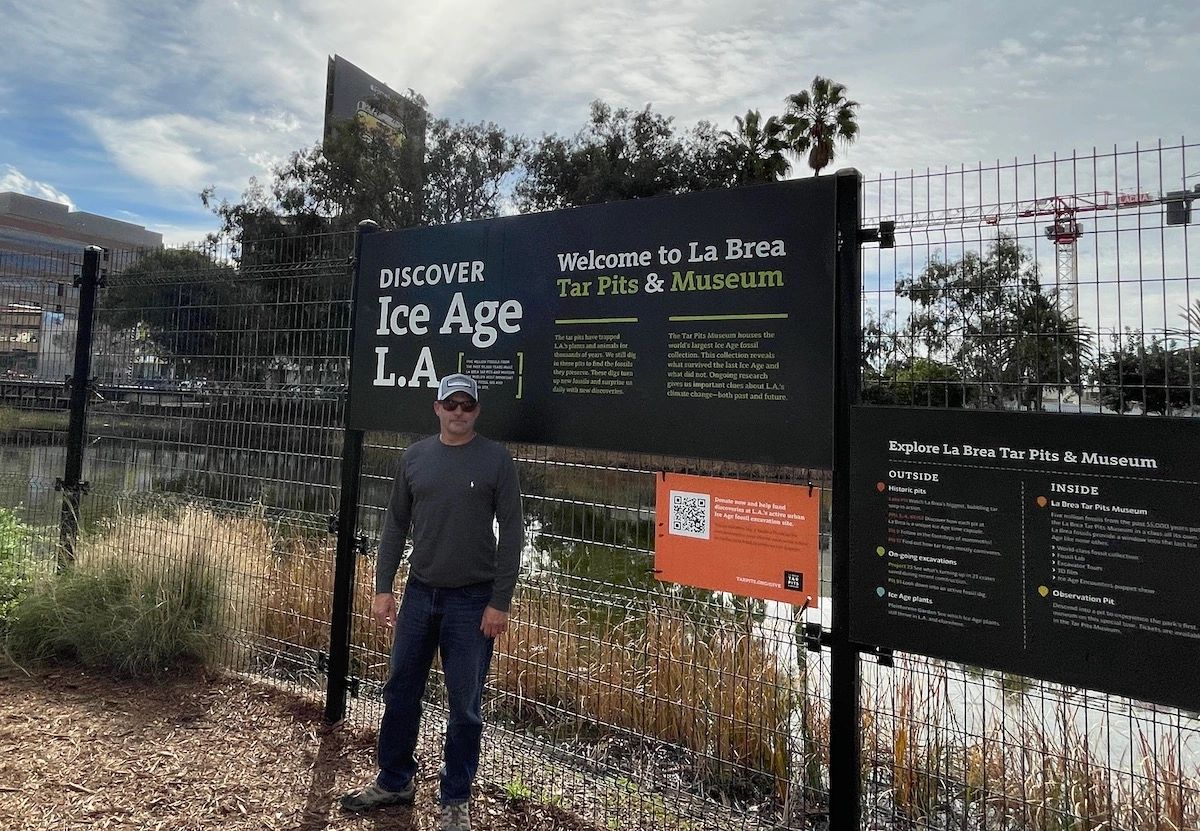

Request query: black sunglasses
[{"left": 440, "top": 399, "right": 478, "bottom": 412}]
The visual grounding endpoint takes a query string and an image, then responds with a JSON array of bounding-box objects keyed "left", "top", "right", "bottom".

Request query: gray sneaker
[
  {"left": 439, "top": 801, "right": 471, "bottom": 830},
  {"left": 339, "top": 779, "right": 415, "bottom": 812}
]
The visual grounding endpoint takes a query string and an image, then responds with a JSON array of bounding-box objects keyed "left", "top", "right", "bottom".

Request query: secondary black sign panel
[
  {"left": 850, "top": 406, "right": 1200, "bottom": 713},
  {"left": 348, "top": 179, "right": 839, "bottom": 466}
]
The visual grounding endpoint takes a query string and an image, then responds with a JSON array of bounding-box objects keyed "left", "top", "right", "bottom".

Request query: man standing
[{"left": 340, "top": 373, "right": 523, "bottom": 831}]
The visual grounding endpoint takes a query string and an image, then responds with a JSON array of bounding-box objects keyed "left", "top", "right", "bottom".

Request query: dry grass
[
  {"left": 863, "top": 668, "right": 1200, "bottom": 831},
  {"left": 264, "top": 542, "right": 799, "bottom": 791},
  {"left": 59, "top": 506, "right": 799, "bottom": 792},
  {"left": 1119, "top": 733, "right": 1200, "bottom": 831},
  {"left": 257, "top": 532, "right": 395, "bottom": 674},
  {"left": 491, "top": 591, "right": 584, "bottom": 722},
  {"left": 494, "top": 591, "right": 797, "bottom": 795},
  {"left": 16, "top": 504, "right": 1200, "bottom": 829},
  {"left": 887, "top": 676, "right": 950, "bottom": 823}
]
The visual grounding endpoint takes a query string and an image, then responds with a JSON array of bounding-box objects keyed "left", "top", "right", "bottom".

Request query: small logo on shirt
[{"left": 470, "top": 481, "right": 475, "bottom": 488}]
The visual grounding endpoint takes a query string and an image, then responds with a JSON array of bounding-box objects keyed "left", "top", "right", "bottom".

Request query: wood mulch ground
[{"left": 0, "top": 665, "right": 596, "bottom": 831}]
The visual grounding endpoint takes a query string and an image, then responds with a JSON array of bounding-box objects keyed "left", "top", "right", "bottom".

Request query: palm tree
[
  {"left": 718, "top": 110, "right": 790, "bottom": 186},
  {"left": 782, "top": 77, "right": 860, "bottom": 176},
  {"left": 1182, "top": 298, "right": 1200, "bottom": 335}
]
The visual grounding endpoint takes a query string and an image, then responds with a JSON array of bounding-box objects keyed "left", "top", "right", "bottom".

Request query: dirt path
[{"left": 0, "top": 666, "right": 591, "bottom": 831}]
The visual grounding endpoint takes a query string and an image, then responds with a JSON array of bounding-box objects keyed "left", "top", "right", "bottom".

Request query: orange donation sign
[{"left": 654, "top": 472, "right": 820, "bottom": 604}]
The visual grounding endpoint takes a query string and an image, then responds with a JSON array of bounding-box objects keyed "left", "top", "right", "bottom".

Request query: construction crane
[
  {"left": 1007, "top": 191, "right": 1158, "bottom": 319},
  {"left": 869, "top": 190, "right": 1166, "bottom": 320}
]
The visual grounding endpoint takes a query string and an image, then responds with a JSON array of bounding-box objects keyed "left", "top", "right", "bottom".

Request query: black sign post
[
  {"left": 57, "top": 246, "right": 102, "bottom": 571},
  {"left": 828, "top": 169, "right": 863, "bottom": 828},
  {"left": 325, "top": 221, "right": 376, "bottom": 724}
]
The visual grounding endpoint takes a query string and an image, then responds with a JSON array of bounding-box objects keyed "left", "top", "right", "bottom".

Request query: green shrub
[
  {"left": 0, "top": 508, "right": 41, "bottom": 630},
  {"left": 5, "top": 551, "right": 227, "bottom": 677}
]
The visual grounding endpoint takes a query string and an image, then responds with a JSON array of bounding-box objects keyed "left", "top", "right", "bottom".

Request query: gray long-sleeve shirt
[{"left": 376, "top": 433, "right": 524, "bottom": 612}]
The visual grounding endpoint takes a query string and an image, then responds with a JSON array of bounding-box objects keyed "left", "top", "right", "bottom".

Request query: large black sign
[
  {"left": 348, "top": 179, "right": 840, "bottom": 466},
  {"left": 850, "top": 405, "right": 1200, "bottom": 712}
]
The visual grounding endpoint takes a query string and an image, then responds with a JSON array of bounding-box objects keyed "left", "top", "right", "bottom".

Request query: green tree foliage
[
  {"left": 100, "top": 249, "right": 246, "bottom": 382},
  {"left": 119, "top": 90, "right": 862, "bottom": 386},
  {"left": 203, "top": 96, "right": 523, "bottom": 243},
  {"left": 782, "top": 76, "right": 859, "bottom": 176},
  {"left": 1181, "top": 298, "right": 1200, "bottom": 334},
  {"left": 862, "top": 311, "right": 966, "bottom": 407},
  {"left": 422, "top": 118, "right": 527, "bottom": 225},
  {"left": 1096, "top": 334, "right": 1200, "bottom": 414},
  {"left": 0, "top": 508, "right": 40, "bottom": 631},
  {"left": 203, "top": 92, "right": 428, "bottom": 245},
  {"left": 891, "top": 236, "right": 1088, "bottom": 409},
  {"left": 516, "top": 101, "right": 732, "bottom": 211},
  {"left": 155, "top": 103, "right": 523, "bottom": 387},
  {"left": 320, "top": 96, "right": 426, "bottom": 228},
  {"left": 717, "top": 110, "right": 790, "bottom": 186},
  {"left": 679, "top": 120, "right": 738, "bottom": 192}
]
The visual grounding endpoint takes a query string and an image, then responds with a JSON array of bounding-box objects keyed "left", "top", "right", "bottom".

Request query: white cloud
[
  {"left": 154, "top": 223, "right": 220, "bottom": 248},
  {"left": 249, "top": 110, "right": 302, "bottom": 134},
  {"left": 1, "top": 0, "right": 1197, "bottom": 229},
  {"left": 78, "top": 113, "right": 216, "bottom": 191},
  {"left": 75, "top": 111, "right": 290, "bottom": 194},
  {"left": 0, "top": 165, "right": 76, "bottom": 209}
]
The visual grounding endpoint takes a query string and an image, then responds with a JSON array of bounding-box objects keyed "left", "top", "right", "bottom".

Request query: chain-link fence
[
  {"left": 1, "top": 137, "right": 1197, "bottom": 830},
  {"left": 1, "top": 248, "right": 76, "bottom": 636},
  {"left": 858, "top": 138, "right": 1200, "bottom": 831},
  {"left": 345, "top": 438, "right": 833, "bottom": 830}
]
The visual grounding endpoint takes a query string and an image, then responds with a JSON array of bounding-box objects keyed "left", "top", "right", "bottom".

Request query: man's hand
[
  {"left": 372, "top": 592, "right": 396, "bottom": 628},
  {"left": 481, "top": 606, "right": 508, "bottom": 639}
]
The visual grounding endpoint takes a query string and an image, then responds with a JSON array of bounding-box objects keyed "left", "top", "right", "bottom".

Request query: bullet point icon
[
  {"left": 876, "top": 482, "right": 886, "bottom": 492},
  {"left": 1036, "top": 496, "right": 1048, "bottom": 508},
  {"left": 876, "top": 546, "right": 885, "bottom": 557},
  {"left": 1038, "top": 585, "right": 1050, "bottom": 597},
  {"left": 876, "top": 587, "right": 886, "bottom": 597}
]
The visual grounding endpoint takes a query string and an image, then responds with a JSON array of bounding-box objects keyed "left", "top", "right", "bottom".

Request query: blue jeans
[{"left": 376, "top": 578, "right": 495, "bottom": 806}]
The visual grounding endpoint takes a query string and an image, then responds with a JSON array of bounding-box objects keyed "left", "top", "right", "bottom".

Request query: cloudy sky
[{"left": 1, "top": 0, "right": 1196, "bottom": 245}]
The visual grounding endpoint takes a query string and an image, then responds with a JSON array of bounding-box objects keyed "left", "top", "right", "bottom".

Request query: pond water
[{"left": 2, "top": 439, "right": 353, "bottom": 528}]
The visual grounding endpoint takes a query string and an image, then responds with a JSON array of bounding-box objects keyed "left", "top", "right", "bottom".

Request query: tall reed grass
[
  {"left": 862, "top": 663, "right": 1200, "bottom": 830},
  {"left": 4, "top": 501, "right": 1198, "bottom": 829},
  {"left": 3, "top": 503, "right": 247, "bottom": 676}
]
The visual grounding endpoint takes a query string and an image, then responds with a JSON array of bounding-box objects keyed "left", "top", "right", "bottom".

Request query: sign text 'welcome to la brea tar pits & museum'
[{"left": 347, "top": 177, "right": 843, "bottom": 466}]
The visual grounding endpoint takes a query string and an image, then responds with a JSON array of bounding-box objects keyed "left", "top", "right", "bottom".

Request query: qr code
[{"left": 669, "top": 490, "right": 710, "bottom": 540}]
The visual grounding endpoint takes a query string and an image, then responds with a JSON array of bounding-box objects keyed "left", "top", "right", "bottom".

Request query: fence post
[
  {"left": 325, "top": 220, "right": 378, "bottom": 724},
  {"left": 828, "top": 169, "right": 863, "bottom": 827},
  {"left": 56, "top": 246, "right": 103, "bottom": 571}
]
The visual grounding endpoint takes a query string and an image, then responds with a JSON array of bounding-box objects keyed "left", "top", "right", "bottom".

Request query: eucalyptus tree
[
  {"left": 896, "top": 235, "right": 1089, "bottom": 409},
  {"left": 516, "top": 100, "right": 741, "bottom": 210}
]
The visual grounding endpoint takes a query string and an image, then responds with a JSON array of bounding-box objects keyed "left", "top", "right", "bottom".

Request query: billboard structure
[{"left": 323, "top": 55, "right": 426, "bottom": 190}]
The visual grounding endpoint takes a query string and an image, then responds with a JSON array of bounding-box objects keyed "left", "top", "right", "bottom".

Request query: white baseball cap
[{"left": 437, "top": 373, "right": 479, "bottom": 401}]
